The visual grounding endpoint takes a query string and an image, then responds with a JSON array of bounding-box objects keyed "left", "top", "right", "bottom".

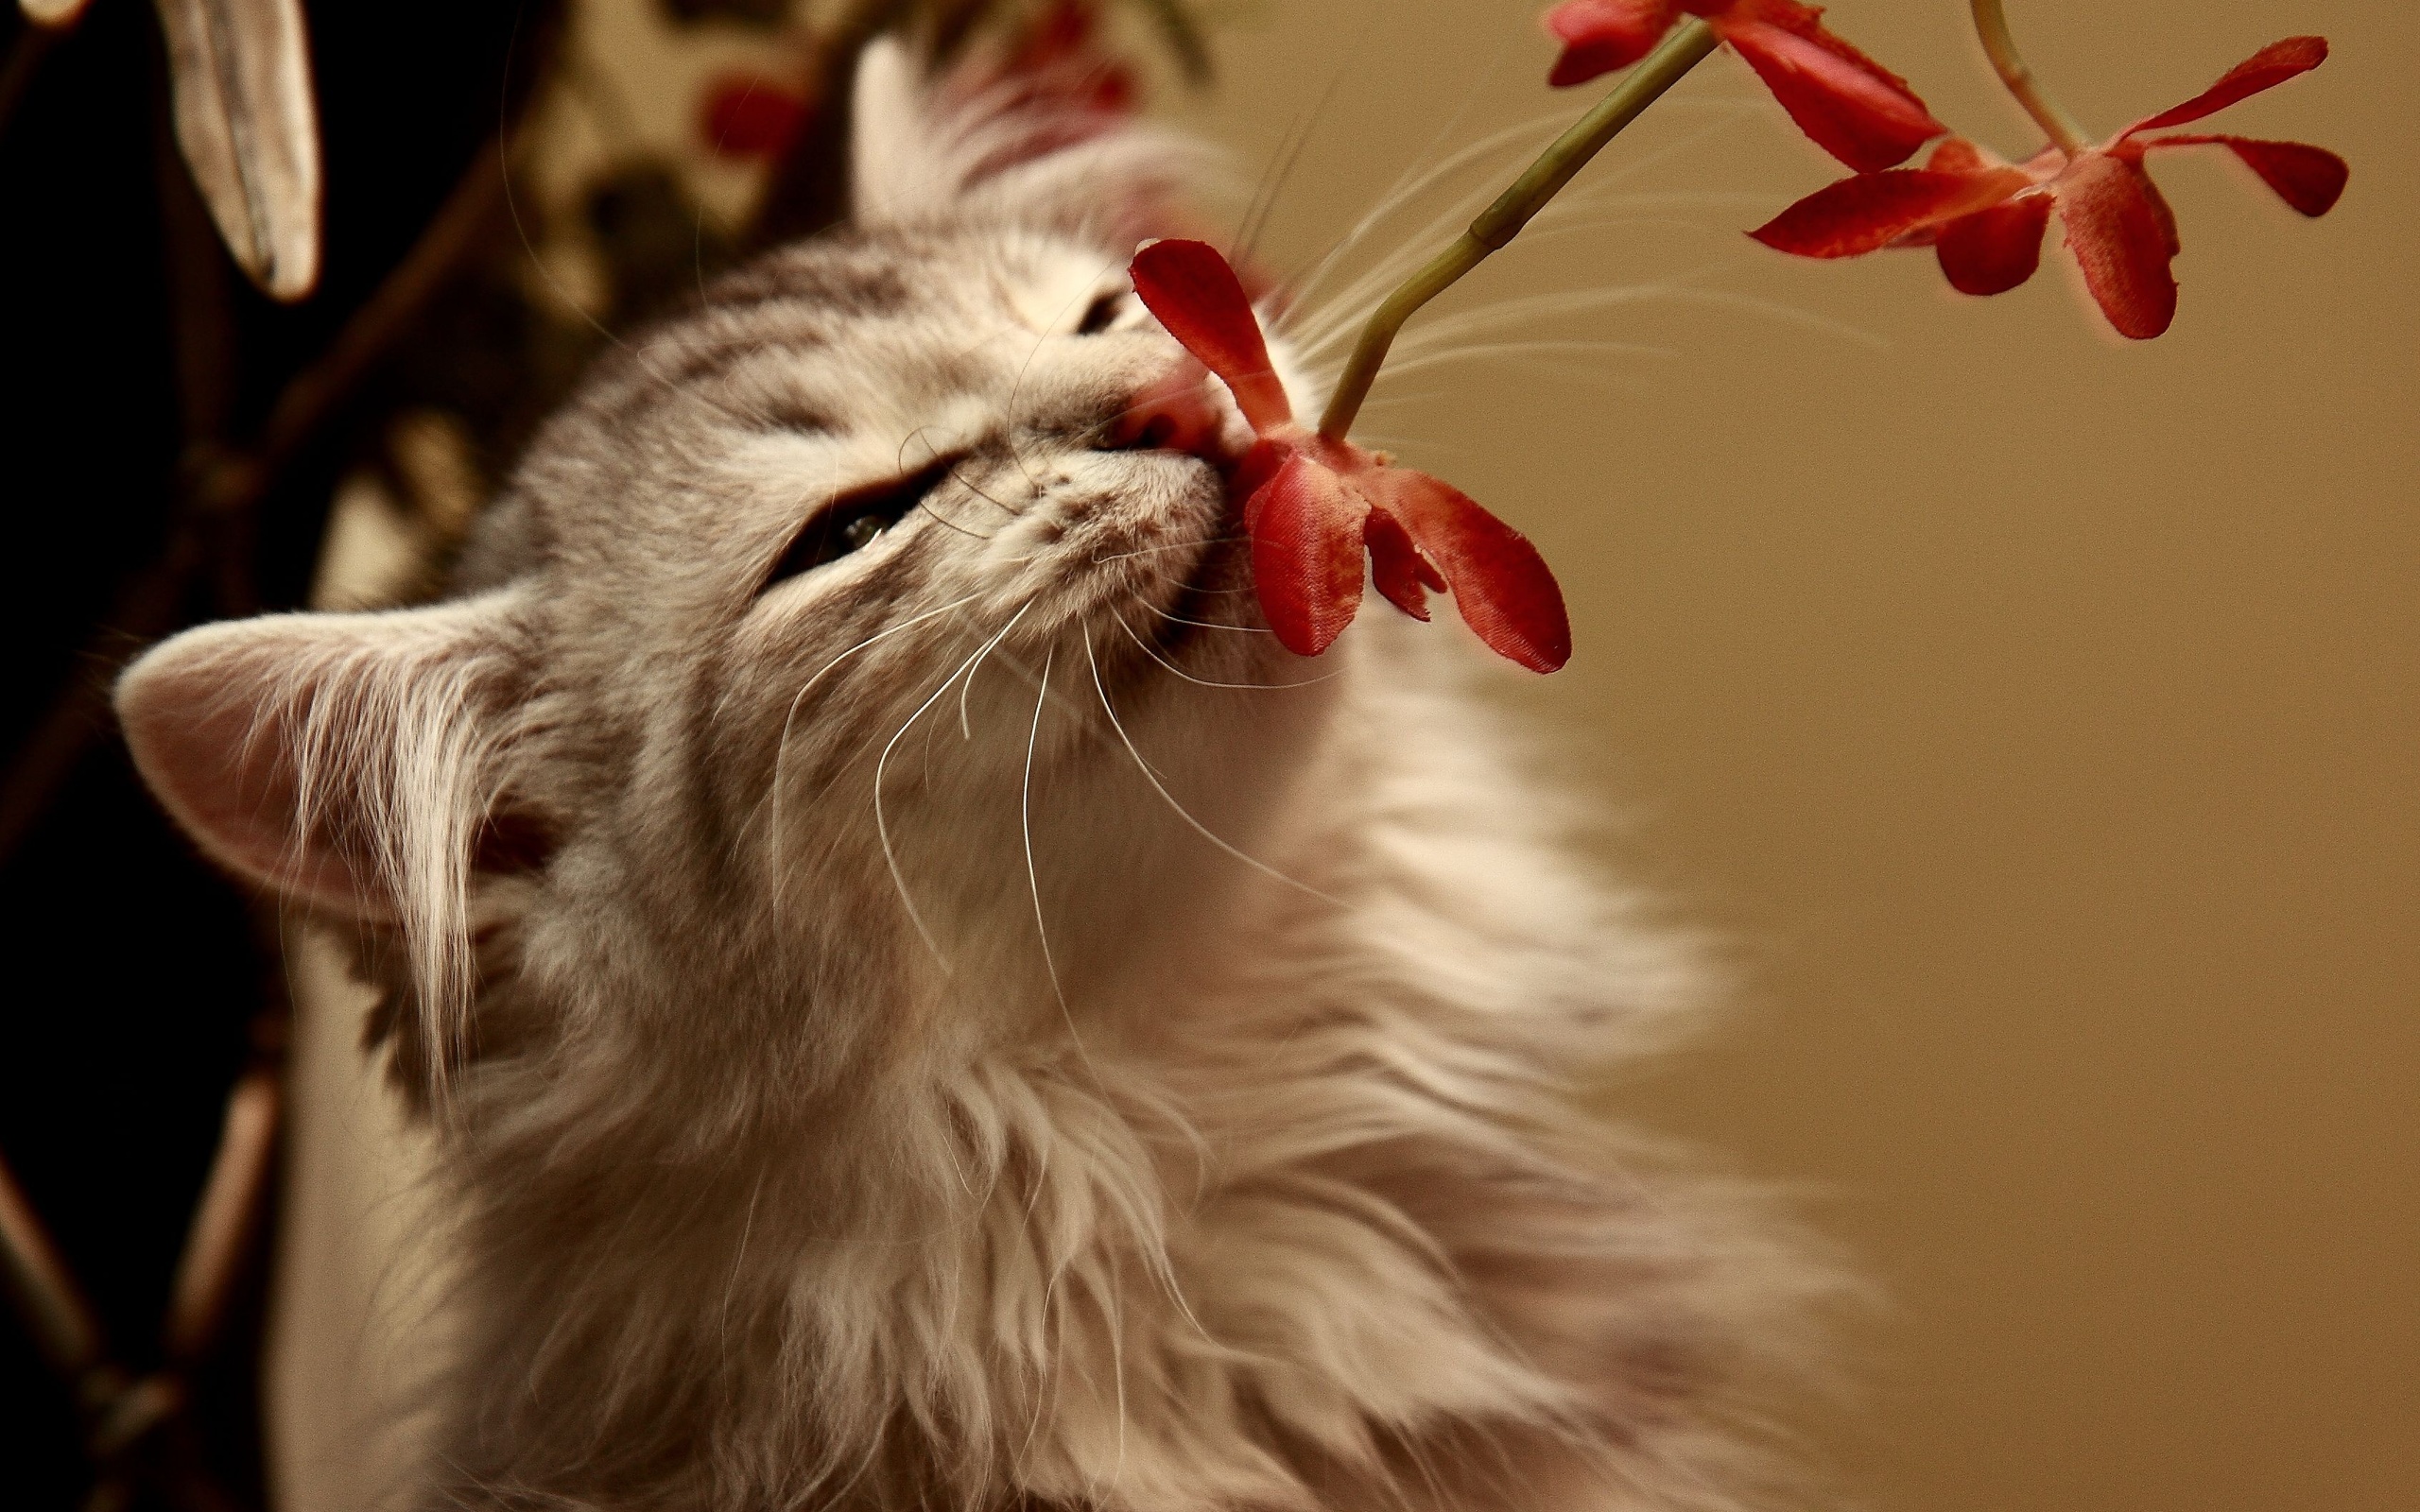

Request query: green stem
[
  {"left": 1969, "top": 0, "right": 2092, "bottom": 154},
  {"left": 1317, "top": 19, "right": 1719, "bottom": 442}
]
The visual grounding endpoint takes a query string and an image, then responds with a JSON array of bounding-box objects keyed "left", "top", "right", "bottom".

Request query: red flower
[
  {"left": 1543, "top": 0, "right": 1943, "bottom": 171},
  {"left": 1129, "top": 240, "right": 1572, "bottom": 673},
  {"left": 1749, "top": 37, "right": 2348, "bottom": 339},
  {"left": 700, "top": 72, "right": 813, "bottom": 162}
]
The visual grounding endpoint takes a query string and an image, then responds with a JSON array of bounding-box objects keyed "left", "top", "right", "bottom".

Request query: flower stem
[
  {"left": 1317, "top": 19, "right": 1719, "bottom": 442},
  {"left": 1969, "top": 0, "right": 2092, "bottom": 154}
]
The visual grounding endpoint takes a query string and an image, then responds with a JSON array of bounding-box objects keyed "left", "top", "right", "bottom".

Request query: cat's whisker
[
  {"left": 1278, "top": 113, "right": 1572, "bottom": 334},
  {"left": 887, "top": 427, "right": 1014, "bottom": 539},
  {"left": 875, "top": 609, "right": 1038, "bottom": 965},
  {"left": 943, "top": 465, "right": 1019, "bottom": 522},
  {"left": 1128, "top": 560, "right": 1256, "bottom": 597},
  {"left": 1021, "top": 645, "right": 1103, "bottom": 1092},
  {"left": 1085, "top": 627, "right": 1341, "bottom": 906},
  {"left": 1088, "top": 535, "right": 1247, "bottom": 566},
  {"left": 1134, "top": 600, "right": 1272, "bottom": 635},
  {"left": 1285, "top": 109, "right": 1764, "bottom": 365},
  {"left": 1231, "top": 74, "right": 1340, "bottom": 266},
  {"left": 1109, "top": 608, "right": 1339, "bottom": 693},
  {"left": 916, "top": 497, "right": 999, "bottom": 541},
  {"left": 1374, "top": 338, "right": 1674, "bottom": 382},
  {"left": 1287, "top": 169, "right": 1547, "bottom": 358},
  {"left": 960, "top": 600, "right": 1034, "bottom": 742},
  {"left": 1276, "top": 89, "right": 1761, "bottom": 340},
  {"left": 1298, "top": 270, "right": 1877, "bottom": 408},
  {"left": 759, "top": 590, "right": 987, "bottom": 885}
]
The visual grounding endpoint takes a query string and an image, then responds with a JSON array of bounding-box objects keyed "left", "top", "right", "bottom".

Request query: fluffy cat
[{"left": 116, "top": 41, "right": 1824, "bottom": 1512}]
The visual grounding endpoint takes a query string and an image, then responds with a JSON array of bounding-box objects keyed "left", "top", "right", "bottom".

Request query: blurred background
[
  {"left": 1211, "top": 4, "right": 2413, "bottom": 1509},
  {"left": 1, "top": 1, "right": 2411, "bottom": 1509}
]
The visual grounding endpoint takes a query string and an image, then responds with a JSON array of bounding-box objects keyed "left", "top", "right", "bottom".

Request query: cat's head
[{"left": 116, "top": 42, "right": 1337, "bottom": 1102}]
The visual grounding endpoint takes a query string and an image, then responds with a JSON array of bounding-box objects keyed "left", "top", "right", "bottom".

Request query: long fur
[{"left": 117, "top": 39, "right": 1834, "bottom": 1512}]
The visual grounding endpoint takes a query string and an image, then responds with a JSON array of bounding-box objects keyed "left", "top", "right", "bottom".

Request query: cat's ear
[
  {"left": 849, "top": 36, "right": 1205, "bottom": 242},
  {"left": 114, "top": 592, "right": 530, "bottom": 923},
  {"left": 850, "top": 38, "right": 944, "bottom": 228}
]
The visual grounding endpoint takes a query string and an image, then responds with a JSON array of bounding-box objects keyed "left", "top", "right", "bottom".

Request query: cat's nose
[{"left": 1105, "top": 369, "right": 1246, "bottom": 464}]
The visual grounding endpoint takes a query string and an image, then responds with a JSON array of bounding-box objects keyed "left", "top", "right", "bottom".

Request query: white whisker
[
  {"left": 759, "top": 591, "right": 985, "bottom": 875},
  {"left": 959, "top": 602, "right": 1033, "bottom": 742},
  {"left": 1107, "top": 608, "right": 1337, "bottom": 693},
  {"left": 1085, "top": 627, "right": 1342, "bottom": 906},
  {"left": 1280, "top": 114, "right": 1572, "bottom": 330},
  {"left": 875, "top": 607, "right": 1032, "bottom": 963},
  {"left": 1286, "top": 108, "right": 1765, "bottom": 365},
  {"left": 1135, "top": 600, "right": 1272, "bottom": 635},
  {"left": 1374, "top": 338, "right": 1674, "bottom": 381},
  {"left": 1089, "top": 536, "right": 1247, "bottom": 566},
  {"left": 1021, "top": 646, "right": 1101, "bottom": 1088}
]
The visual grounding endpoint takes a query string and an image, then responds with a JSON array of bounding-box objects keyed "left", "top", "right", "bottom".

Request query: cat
[{"left": 116, "top": 39, "right": 1824, "bottom": 1512}]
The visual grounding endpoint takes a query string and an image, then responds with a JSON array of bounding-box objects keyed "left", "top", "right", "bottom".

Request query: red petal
[
  {"left": 2124, "top": 37, "right": 2329, "bottom": 136},
  {"left": 2055, "top": 152, "right": 2178, "bottom": 340},
  {"left": 1925, "top": 137, "right": 1992, "bottom": 175},
  {"left": 1234, "top": 438, "right": 1293, "bottom": 530},
  {"left": 1364, "top": 508, "right": 1445, "bottom": 622},
  {"left": 1543, "top": 0, "right": 1680, "bottom": 87},
  {"left": 2139, "top": 134, "right": 2348, "bottom": 216},
  {"left": 1750, "top": 164, "right": 2029, "bottom": 259},
  {"left": 1247, "top": 455, "right": 1370, "bottom": 657},
  {"left": 1373, "top": 471, "right": 1571, "bottom": 674},
  {"left": 1130, "top": 240, "right": 1294, "bottom": 434},
  {"left": 1716, "top": 14, "right": 1944, "bottom": 171},
  {"left": 1933, "top": 195, "right": 2052, "bottom": 295}
]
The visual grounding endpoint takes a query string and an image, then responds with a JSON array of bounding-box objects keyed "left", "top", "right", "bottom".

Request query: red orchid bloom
[
  {"left": 1543, "top": 0, "right": 1943, "bottom": 171},
  {"left": 1749, "top": 37, "right": 2348, "bottom": 339},
  {"left": 1129, "top": 240, "right": 1572, "bottom": 673}
]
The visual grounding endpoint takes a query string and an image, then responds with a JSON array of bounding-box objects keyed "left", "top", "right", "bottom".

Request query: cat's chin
[{"left": 1080, "top": 506, "right": 1269, "bottom": 698}]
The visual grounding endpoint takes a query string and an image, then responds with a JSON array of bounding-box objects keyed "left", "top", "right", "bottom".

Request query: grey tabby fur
[{"left": 115, "top": 41, "right": 1827, "bottom": 1512}]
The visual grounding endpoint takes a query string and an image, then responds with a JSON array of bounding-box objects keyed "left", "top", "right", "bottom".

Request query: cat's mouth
[
  {"left": 1086, "top": 457, "right": 1260, "bottom": 681},
  {"left": 1139, "top": 531, "right": 1246, "bottom": 661}
]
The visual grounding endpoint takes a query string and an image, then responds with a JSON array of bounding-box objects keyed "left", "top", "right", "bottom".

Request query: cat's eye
[
  {"left": 1076, "top": 291, "right": 1131, "bottom": 335},
  {"left": 759, "top": 454, "right": 963, "bottom": 593}
]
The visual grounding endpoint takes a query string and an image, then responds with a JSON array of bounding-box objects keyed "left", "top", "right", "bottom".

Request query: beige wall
[{"left": 1178, "top": 3, "right": 2416, "bottom": 1508}]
